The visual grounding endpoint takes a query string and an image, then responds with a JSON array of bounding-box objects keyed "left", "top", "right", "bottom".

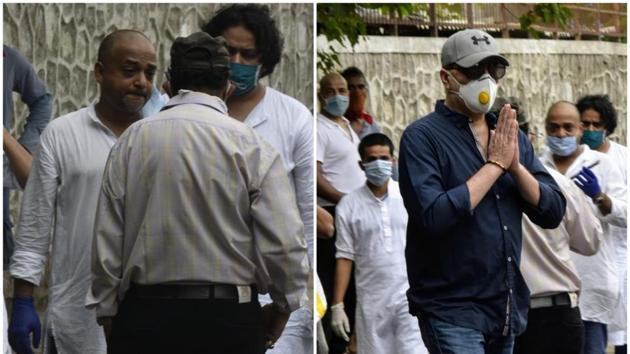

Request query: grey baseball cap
[{"left": 441, "top": 29, "right": 509, "bottom": 68}]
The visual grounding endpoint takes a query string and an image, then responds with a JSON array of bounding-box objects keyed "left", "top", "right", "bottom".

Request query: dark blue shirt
[{"left": 399, "top": 101, "right": 566, "bottom": 336}]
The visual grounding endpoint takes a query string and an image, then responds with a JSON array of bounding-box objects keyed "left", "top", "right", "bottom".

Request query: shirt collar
[
  {"left": 243, "top": 88, "right": 269, "bottom": 128},
  {"left": 435, "top": 100, "right": 498, "bottom": 130},
  {"left": 86, "top": 103, "right": 118, "bottom": 138},
  {"left": 162, "top": 90, "right": 228, "bottom": 115}
]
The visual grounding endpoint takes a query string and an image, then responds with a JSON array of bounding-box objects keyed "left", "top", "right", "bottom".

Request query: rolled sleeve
[
  {"left": 9, "top": 129, "right": 58, "bottom": 285},
  {"left": 251, "top": 144, "right": 308, "bottom": 313},
  {"left": 334, "top": 203, "right": 355, "bottom": 261},
  {"left": 86, "top": 143, "right": 126, "bottom": 318},
  {"left": 399, "top": 128, "right": 471, "bottom": 236}
]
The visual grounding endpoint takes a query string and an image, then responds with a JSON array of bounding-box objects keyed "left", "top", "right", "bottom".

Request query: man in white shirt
[
  {"left": 203, "top": 5, "right": 313, "bottom": 353},
  {"left": 8, "top": 30, "right": 156, "bottom": 354},
  {"left": 332, "top": 133, "right": 427, "bottom": 354},
  {"left": 539, "top": 101, "right": 627, "bottom": 354},
  {"left": 576, "top": 94, "right": 628, "bottom": 353},
  {"left": 516, "top": 165, "right": 602, "bottom": 354},
  {"left": 317, "top": 72, "right": 365, "bottom": 353}
]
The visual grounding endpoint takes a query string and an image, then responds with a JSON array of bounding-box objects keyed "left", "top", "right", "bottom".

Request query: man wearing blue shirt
[{"left": 399, "top": 29, "right": 566, "bottom": 354}]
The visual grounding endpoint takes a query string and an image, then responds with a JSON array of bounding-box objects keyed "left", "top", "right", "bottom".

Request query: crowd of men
[
  {"left": 316, "top": 29, "right": 626, "bottom": 354},
  {"left": 2, "top": 7, "right": 626, "bottom": 354}
]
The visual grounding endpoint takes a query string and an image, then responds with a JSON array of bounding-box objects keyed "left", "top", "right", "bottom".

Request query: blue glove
[
  {"left": 8, "top": 297, "right": 41, "bottom": 354},
  {"left": 573, "top": 166, "right": 601, "bottom": 198}
]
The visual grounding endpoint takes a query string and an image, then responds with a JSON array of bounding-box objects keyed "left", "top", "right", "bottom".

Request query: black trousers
[
  {"left": 318, "top": 205, "right": 357, "bottom": 354},
  {"left": 108, "top": 295, "right": 265, "bottom": 354},
  {"left": 514, "top": 305, "right": 584, "bottom": 354}
]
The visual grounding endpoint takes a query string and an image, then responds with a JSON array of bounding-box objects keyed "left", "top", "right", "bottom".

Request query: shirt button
[
  {"left": 503, "top": 225, "right": 508, "bottom": 231},
  {"left": 496, "top": 194, "right": 500, "bottom": 199},
  {"left": 507, "top": 257, "right": 512, "bottom": 262},
  {"left": 509, "top": 289, "right": 513, "bottom": 294}
]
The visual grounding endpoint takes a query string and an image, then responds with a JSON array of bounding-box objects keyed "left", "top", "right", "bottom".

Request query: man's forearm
[
  {"left": 13, "top": 278, "right": 35, "bottom": 298},
  {"left": 317, "top": 164, "right": 344, "bottom": 203},
  {"left": 510, "top": 164, "right": 540, "bottom": 206},
  {"left": 4, "top": 130, "right": 33, "bottom": 187},
  {"left": 333, "top": 258, "right": 353, "bottom": 304},
  {"left": 466, "top": 163, "right": 504, "bottom": 209}
]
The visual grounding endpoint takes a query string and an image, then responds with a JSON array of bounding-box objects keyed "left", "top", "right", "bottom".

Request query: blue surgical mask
[
  {"left": 546, "top": 136, "right": 578, "bottom": 156},
  {"left": 363, "top": 160, "right": 393, "bottom": 187},
  {"left": 230, "top": 62, "right": 261, "bottom": 96},
  {"left": 324, "top": 95, "right": 349, "bottom": 117},
  {"left": 142, "top": 85, "right": 169, "bottom": 117},
  {"left": 581, "top": 130, "right": 605, "bottom": 150}
]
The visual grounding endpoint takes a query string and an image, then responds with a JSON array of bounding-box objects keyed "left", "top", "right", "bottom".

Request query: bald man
[
  {"left": 539, "top": 101, "right": 627, "bottom": 354},
  {"left": 316, "top": 72, "right": 365, "bottom": 354},
  {"left": 8, "top": 30, "right": 156, "bottom": 354}
]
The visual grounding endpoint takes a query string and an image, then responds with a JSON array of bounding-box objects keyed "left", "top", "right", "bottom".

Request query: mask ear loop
[{"left": 441, "top": 69, "right": 462, "bottom": 97}]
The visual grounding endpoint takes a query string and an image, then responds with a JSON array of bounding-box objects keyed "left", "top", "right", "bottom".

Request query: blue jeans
[
  {"left": 417, "top": 316, "right": 515, "bottom": 354},
  {"left": 583, "top": 321, "right": 607, "bottom": 354}
]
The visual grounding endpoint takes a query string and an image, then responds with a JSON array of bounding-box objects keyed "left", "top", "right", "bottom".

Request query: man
[
  {"left": 539, "top": 101, "right": 626, "bottom": 354},
  {"left": 3, "top": 44, "right": 53, "bottom": 267},
  {"left": 317, "top": 72, "right": 365, "bottom": 354},
  {"left": 514, "top": 118, "right": 602, "bottom": 354},
  {"left": 8, "top": 30, "right": 156, "bottom": 354},
  {"left": 341, "top": 66, "right": 380, "bottom": 139},
  {"left": 86, "top": 32, "right": 308, "bottom": 354},
  {"left": 399, "top": 29, "right": 566, "bottom": 353},
  {"left": 576, "top": 94, "right": 627, "bottom": 354},
  {"left": 203, "top": 5, "right": 314, "bottom": 353},
  {"left": 332, "top": 133, "right": 427, "bottom": 353}
]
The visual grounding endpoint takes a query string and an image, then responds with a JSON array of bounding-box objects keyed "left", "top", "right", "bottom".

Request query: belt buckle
[{"left": 236, "top": 285, "right": 251, "bottom": 303}]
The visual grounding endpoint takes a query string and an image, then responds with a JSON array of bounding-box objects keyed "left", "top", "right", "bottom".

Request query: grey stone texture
[
  {"left": 4, "top": 3, "right": 314, "bottom": 126},
  {"left": 319, "top": 36, "right": 627, "bottom": 152}
]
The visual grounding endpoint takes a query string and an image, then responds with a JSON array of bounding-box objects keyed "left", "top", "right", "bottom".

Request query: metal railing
[{"left": 358, "top": 3, "right": 626, "bottom": 41}]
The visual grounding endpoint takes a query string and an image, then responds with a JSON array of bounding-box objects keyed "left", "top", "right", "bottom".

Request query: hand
[
  {"left": 507, "top": 109, "right": 521, "bottom": 174},
  {"left": 488, "top": 104, "right": 518, "bottom": 169},
  {"left": 330, "top": 302, "right": 350, "bottom": 342},
  {"left": 261, "top": 303, "right": 290, "bottom": 349},
  {"left": 8, "top": 297, "right": 41, "bottom": 354},
  {"left": 97, "top": 317, "right": 113, "bottom": 344},
  {"left": 573, "top": 166, "right": 601, "bottom": 198}
]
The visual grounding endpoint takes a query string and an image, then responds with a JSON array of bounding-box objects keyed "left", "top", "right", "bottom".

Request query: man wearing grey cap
[
  {"left": 399, "top": 29, "right": 566, "bottom": 353},
  {"left": 86, "top": 32, "right": 308, "bottom": 354}
]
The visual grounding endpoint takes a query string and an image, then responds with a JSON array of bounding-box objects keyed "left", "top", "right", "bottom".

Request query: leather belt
[
  {"left": 127, "top": 283, "right": 257, "bottom": 303},
  {"left": 530, "top": 292, "right": 577, "bottom": 309}
]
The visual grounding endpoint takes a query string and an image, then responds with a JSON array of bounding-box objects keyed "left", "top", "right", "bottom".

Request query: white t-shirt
[{"left": 316, "top": 113, "right": 365, "bottom": 206}]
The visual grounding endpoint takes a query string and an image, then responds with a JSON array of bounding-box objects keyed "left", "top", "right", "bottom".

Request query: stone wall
[
  {"left": 4, "top": 2, "right": 314, "bottom": 125},
  {"left": 318, "top": 36, "right": 627, "bottom": 151}
]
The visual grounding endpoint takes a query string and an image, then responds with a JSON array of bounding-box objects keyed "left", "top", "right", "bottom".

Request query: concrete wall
[
  {"left": 318, "top": 35, "right": 627, "bottom": 151},
  {"left": 4, "top": 2, "right": 314, "bottom": 125}
]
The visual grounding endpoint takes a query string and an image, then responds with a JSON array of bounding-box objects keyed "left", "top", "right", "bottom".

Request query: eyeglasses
[
  {"left": 225, "top": 45, "right": 259, "bottom": 61},
  {"left": 446, "top": 60, "right": 506, "bottom": 81}
]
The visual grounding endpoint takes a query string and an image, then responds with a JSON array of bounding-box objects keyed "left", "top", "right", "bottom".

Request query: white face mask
[{"left": 446, "top": 71, "right": 497, "bottom": 114}]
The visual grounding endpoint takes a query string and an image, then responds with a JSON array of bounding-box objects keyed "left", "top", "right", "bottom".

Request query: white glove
[{"left": 330, "top": 302, "right": 350, "bottom": 341}]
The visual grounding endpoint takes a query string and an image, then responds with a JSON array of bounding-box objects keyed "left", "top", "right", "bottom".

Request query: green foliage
[
  {"left": 317, "top": 4, "right": 416, "bottom": 73},
  {"left": 519, "top": 4, "right": 573, "bottom": 38}
]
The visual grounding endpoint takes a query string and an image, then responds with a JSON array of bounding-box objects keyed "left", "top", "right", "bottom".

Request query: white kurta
[
  {"left": 10, "top": 105, "right": 114, "bottom": 354},
  {"left": 336, "top": 181, "right": 427, "bottom": 354},
  {"left": 244, "top": 87, "right": 314, "bottom": 354},
  {"left": 605, "top": 141, "right": 628, "bottom": 345},
  {"left": 540, "top": 145, "right": 627, "bottom": 324}
]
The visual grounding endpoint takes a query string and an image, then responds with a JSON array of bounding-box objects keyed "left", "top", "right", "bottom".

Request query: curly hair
[
  {"left": 203, "top": 4, "right": 284, "bottom": 79},
  {"left": 576, "top": 94, "right": 617, "bottom": 136}
]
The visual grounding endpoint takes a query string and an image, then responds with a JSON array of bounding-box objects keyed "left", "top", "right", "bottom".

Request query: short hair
[
  {"left": 169, "top": 67, "right": 230, "bottom": 94},
  {"left": 358, "top": 133, "right": 395, "bottom": 160},
  {"left": 203, "top": 4, "right": 283, "bottom": 79},
  {"left": 341, "top": 66, "right": 366, "bottom": 81},
  {"left": 546, "top": 100, "right": 579, "bottom": 123},
  {"left": 576, "top": 94, "right": 618, "bottom": 135},
  {"left": 97, "top": 29, "right": 148, "bottom": 64}
]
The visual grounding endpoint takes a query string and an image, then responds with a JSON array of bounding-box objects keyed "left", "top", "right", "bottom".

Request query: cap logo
[{"left": 471, "top": 35, "right": 490, "bottom": 45}]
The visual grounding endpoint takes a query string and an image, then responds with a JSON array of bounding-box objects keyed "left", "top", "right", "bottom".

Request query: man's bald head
[
  {"left": 97, "top": 30, "right": 151, "bottom": 64},
  {"left": 546, "top": 100, "right": 580, "bottom": 124},
  {"left": 319, "top": 72, "right": 346, "bottom": 93}
]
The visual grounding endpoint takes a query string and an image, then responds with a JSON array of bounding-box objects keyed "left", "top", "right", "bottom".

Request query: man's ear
[
  {"left": 439, "top": 69, "right": 451, "bottom": 87},
  {"left": 94, "top": 62, "right": 104, "bottom": 84}
]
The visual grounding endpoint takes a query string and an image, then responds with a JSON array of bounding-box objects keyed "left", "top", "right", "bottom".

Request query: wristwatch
[{"left": 592, "top": 193, "right": 606, "bottom": 206}]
